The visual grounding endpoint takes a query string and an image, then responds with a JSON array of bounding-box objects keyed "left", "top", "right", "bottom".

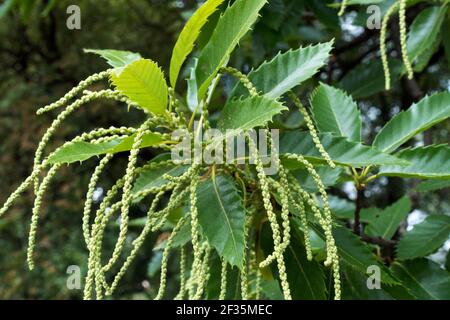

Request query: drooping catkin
[
  {"left": 289, "top": 189, "right": 313, "bottom": 261},
  {"left": 246, "top": 133, "right": 292, "bottom": 300},
  {"left": 36, "top": 70, "right": 111, "bottom": 115},
  {"left": 82, "top": 154, "right": 113, "bottom": 246},
  {"left": 380, "top": 2, "right": 399, "bottom": 90},
  {"left": 27, "top": 164, "right": 62, "bottom": 270},
  {"left": 399, "top": 0, "right": 414, "bottom": 79},
  {"left": 32, "top": 90, "right": 123, "bottom": 194},
  {"left": 194, "top": 244, "right": 211, "bottom": 300},
  {"left": 288, "top": 92, "right": 335, "bottom": 168},
  {"left": 288, "top": 175, "right": 341, "bottom": 300},
  {"left": 107, "top": 190, "right": 167, "bottom": 296},
  {"left": 102, "top": 118, "right": 153, "bottom": 273},
  {"left": 240, "top": 213, "right": 253, "bottom": 300},
  {"left": 175, "top": 247, "right": 187, "bottom": 300},
  {"left": 338, "top": 0, "right": 348, "bottom": 16},
  {"left": 155, "top": 216, "right": 186, "bottom": 300},
  {"left": 219, "top": 259, "right": 228, "bottom": 300},
  {"left": 265, "top": 129, "right": 291, "bottom": 252},
  {"left": 219, "top": 66, "right": 258, "bottom": 97},
  {"left": 283, "top": 153, "right": 334, "bottom": 264},
  {"left": 0, "top": 164, "right": 43, "bottom": 217},
  {"left": 189, "top": 174, "right": 202, "bottom": 292}
]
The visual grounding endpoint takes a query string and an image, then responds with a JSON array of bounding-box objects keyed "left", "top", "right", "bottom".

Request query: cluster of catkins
[
  {"left": 0, "top": 66, "right": 341, "bottom": 300},
  {"left": 339, "top": 0, "right": 414, "bottom": 90}
]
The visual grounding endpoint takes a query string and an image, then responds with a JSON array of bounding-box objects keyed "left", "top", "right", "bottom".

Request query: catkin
[
  {"left": 246, "top": 133, "right": 292, "bottom": 300},
  {"left": 288, "top": 92, "right": 335, "bottom": 168},
  {"left": 27, "top": 164, "right": 62, "bottom": 270},
  {"left": 399, "top": 0, "right": 414, "bottom": 79},
  {"left": 36, "top": 70, "right": 111, "bottom": 115},
  {"left": 155, "top": 217, "right": 186, "bottom": 300},
  {"left": 82, "top": 154, "right": 113, "bottom": 246},
  {"left": 338, "top": 0, "right": 348, "bottom": 16},
  {"left": 220, "top": 67, "right": 258, "bottom": 97},
  {"left": 102, "top": 118, "right": 153, "bottom": 273},
  {"left": 380, "top": 2, "right": 399, "bottom": 90},
  {"left": 219, "top": 259, "right": 228, "bottom": 300}
]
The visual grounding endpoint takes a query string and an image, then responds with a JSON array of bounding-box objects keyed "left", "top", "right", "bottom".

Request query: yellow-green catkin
[
  {"left": 219, "top": 66, "right": 258, "bottom": 97},
  {"left": 82, "top": 154, "right": 113, "bottom": 246},
  {"left": 27, "top": 164, "right": 61, "bottom": 270},
  {"left": 266, "top": 130, "right": 292, "bottom": 252},
  {"left": 240, "top": 212, "right": 253, "bottom": 300},
  {"left": 0, "top": 164, "right": 44, "bottom": 217},
  {"left": 189, "top": 174, "right": 202, "bottom": 293},
  {"left": 288, "top": 173, "right": 341, "bottom": 300},
  {"left": 107, "top": 190, "right": 167, "bottom": 296},
  {"left": 338, "top": 0, "right": 348, "bottom": 16},
  {"left": 102, "top": 118, "right": 152, "bottom": 273},
  {"left": 36, "top": 70, "right": 111, "bottom": 115},
  {"left": 219, "top": 259, "right": 228, "bottom": 300},
  {"left": 83, "top": 176, "right": 125, "bottom": 299},
  {"left": 380, "top": 2, "right": 400, "bottom": 90},
  {"left": 283, "top": 153, "right": 335, "bottom": 265},
  {"left": 399, "top": 0, "right": 414, "bottom": 79},
  {"left": 288, "top": 92, "right": 335, "bottom": 169},
  {"left": 32, "top": 90, "right": 122, "bottom": 194},
  {"left": 194, "top": 244, "right": 211, "bottom": 300},
  {"left": 175, "top": 247, "right": 187, "bottom": 300},
  {"left": 155, "top": 216, "right": 187, "bottom": 300},
  {"left": 290, "top": 189, "right": 313, "bottom": 261},
  {"left": 246, "top": 133, "right": 292, "bottom": 300}
]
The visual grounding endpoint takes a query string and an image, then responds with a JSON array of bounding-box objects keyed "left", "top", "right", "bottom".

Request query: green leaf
[
  {"left": 417, "top": 179, "right": 450, "bottom": 192},
  {"left": 111, "top": 58, "right": 168, "bottom": 115},
  {"left": 445, "top": 251, "right": 450, "bottom": 272},
  {"left": 280, "top": 131, "right": 409, "bottom": 168},
  {"left": 261, "top": 219, "right": 327, "bottom": 299},
  {"left": 0, "top": 0, "right": 16, "bottom": 18},
  {"left": 342, "top": 265, "right": 395, "bottom": 300},
  {"left": 327, "top": 196, "right": 356, "bottom": 220},
  {"left": 47, "top": 133, "right": 167, "bottom": 165},
  {"left": 406, "top": 5, "right": 447, "bottom": 64},
  {"left": 397, "top": 215, "right": 450, "bottom": 260},
  {"left": 365, "top": 196, "right": 411, "bottom": 240},
  {"left": 206, "top": 253, "right": 241, "bottom": 299},
  {"left": 333, "top": 226, "right": 397, "bottom": 284},
  {"left": 443, "top": 17, "right": 450, "bottom": 66},
  {"left": 391, "top": 259, "right": 450, "bottom": 300},
  {"left": 132, "top": 165, "right": 189, "bottom": 196},
  {"left": 338, "top": 59, "right": 402, "bottom": 99},
  {"left": 373, "top": 92, "right": 450, "bottom": 153},
  {"left": 310, "top": 83, "right": 361, "bottom": 141},
  {"left": 83, "top": 49, "right": 141, "bottom": 70},
  {"left": 232, "top": 42, "right": 333, "bottom": 100},
  {"left": 379, "top": 145, "right": 450, "bottom": 179},
  {"left": 195, "top": 0, "right": 267, "bottom": 100},
  {"left": 169, "top": 0, "right": 224, "bottom": 88},
  {"left": 283, "top": 220, "right": 327, "bottom": 299},
  {"left": 218, "top": 95, "right": 287, "bottom": 131},
  {"left": 312, "top": 225, "right": 397, "bottom": 284},
  {"left": 196, "top": 174, "right": 246, "bottom": 268},
  {"left": 291, "top": 166, "right": 343, "bottom": 193}
]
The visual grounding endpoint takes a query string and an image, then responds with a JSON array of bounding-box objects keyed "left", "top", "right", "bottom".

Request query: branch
[
  {"left": 360, "top": 235, "right": 396, "bottom": 247},
  {"left": 353, "top": 187, "right": 364, "bottom": 235}
]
